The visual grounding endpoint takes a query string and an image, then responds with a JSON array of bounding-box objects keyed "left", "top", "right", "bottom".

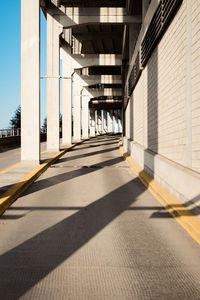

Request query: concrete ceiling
[
  {"left": 72, "top": 24, "right": 123, "bottom": 54},
  {"left": 45, "top": 0, "right": 142, "bottom": 105},
  {"left": 59, "top": 0, "right": 126, "bottom": 7}
]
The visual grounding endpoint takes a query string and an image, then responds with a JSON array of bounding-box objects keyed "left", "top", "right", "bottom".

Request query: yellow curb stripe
[
  {"left": 0, "top": 150, "right": 47, "bottom": 177},
  {"left": 119, "top": 143, "right": 200, "bottom": 246},
  {"left": 0, "top": 162, "right": 20, "bottom": 176},
  {"left": 0, "top": 138, "right": 92, "bottom": 216}
]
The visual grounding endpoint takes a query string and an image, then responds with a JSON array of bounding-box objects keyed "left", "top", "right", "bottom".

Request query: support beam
[
  {"left": 114, "top": 109, "right": 119, "bottom": 133},
  {"left": 62, "top": 46, "right": 73, "bottom": 145},
  {"left": 108, "top": 109, "right": 113, "bottom": 133},
  {"left": 49, "top": 7, "right": 142, "bottom": 28},
  {"left": 47, "top": 14, "right": 60, "bottom": 152},
  {"left": 60, "top": 0, "right": 126, "bottom": 7},
  {"left": 103, "top": 110, "right": 107, "bottom": 133},
  {"left": 97, "top": 110, "right": 102, "bottom": 134},
  {"left": 119, "top": 110, "right": 122, "bottom": 133},
  {"left": 21, "top": 0, "right": 40, "bottom": 164},
  {"left": 61, "top": 44, "right": 122, "bottom": 68},
  {"left": 73, "top": 31, "right": 121, "bottom": 41},
  {"left": 81, "top": 75, "right": 122, "bottom": 86},
  {"left": 90, "top": 108, "right": 96, "bottom": 136},
  {"left": 81, "top": 91, "right": 89, "bottom": 139},
  {"left": 86, "top": 88, "right": 122, "bottom": 98},
  {"left": 73, "top": 72, "right": 82, "bottom": 141}
]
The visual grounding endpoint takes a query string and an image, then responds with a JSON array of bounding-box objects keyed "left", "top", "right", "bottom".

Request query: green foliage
[
  {"left": 42, "top": 114, "right": 62, "bottom": 129},
  {"left": 9, "top": 105, "right": 21, "bottom": 129}
]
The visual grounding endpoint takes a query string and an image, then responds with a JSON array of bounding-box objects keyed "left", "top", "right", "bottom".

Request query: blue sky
[{"left": 0, "top": 0, "right": 47, "bottom": 129}]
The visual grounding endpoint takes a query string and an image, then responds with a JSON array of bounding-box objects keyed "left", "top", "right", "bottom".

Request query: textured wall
[
  {"left": 127, "top": 0, "right": 200, "bottom": 173},
  {"left": 191, "top": 1, "right": 200, "bottom": 171}
]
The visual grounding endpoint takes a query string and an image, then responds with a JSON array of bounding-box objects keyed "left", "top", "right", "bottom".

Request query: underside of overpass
[
  {"left": 21, "top": 0, "right": 143, "bottom": 163},
  {"left": 2, "top": 0, "right": 199, "bottom": 298}
]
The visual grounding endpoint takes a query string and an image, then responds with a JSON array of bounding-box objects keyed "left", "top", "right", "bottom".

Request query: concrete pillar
[
  {"left": 119, "top": 110, "right": 122, "bottom": 133},
  {"left": 62, "top": 46, "right": 72, "bottom": 145},
  {"left": 97, "top": 110, "right": 102, "bottom": 134},
  {"left": 47, "top": 14, "right": 60, "bottom": 152},
  {"left": 82, "top": 92, "right": 89, "bottom": 139},
  {"left": 103, "top": 110, "right": 107, "bottom": 133},
  {"left": 125, "top": 100, "right": 130, "bottom": 139},
  {"left": 108, "top": 110, "right": 113, "bottom": 133},
  {"left": 90, "top": 108, "right": 96, "bottom": 136},
  {"left": 113, "top": 110, "right": 118, "bottom": 133},
  {"left": 21, "top": 0, "right": 40, "bottom": 164},
  {"left": 73, "top": 72, "right": 81, "bottom": 141}
]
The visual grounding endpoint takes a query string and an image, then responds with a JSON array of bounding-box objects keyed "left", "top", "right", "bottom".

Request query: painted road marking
[
  {"left": 0, "top": 150, "right": 47, "bottom": 176},
  {"left": 119, "top": 143, "right": 200, "bottom": 246},
  {"left": 0, "top": 162, "right": 20, "bottom": 176}
]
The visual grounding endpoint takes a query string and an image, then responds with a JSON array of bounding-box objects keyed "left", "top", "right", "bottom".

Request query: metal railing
[
  {"left": 0, "top": 128, "right": 47, "bottom": 138},
  {"left": 0, "top": 128, "right": 21, "bottom": 138}
]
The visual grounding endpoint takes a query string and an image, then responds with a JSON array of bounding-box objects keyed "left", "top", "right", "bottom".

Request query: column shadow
[{"left": 0, "top": 177, "right": 145, "bottom": 299}]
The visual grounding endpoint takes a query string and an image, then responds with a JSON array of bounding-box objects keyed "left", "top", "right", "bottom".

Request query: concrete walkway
[{"left": 0, "top": 135, "right": 200, "bottom": 299}]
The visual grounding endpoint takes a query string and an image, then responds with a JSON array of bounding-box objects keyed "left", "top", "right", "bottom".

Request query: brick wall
[
  {"left": 191, "top": 0, "right": 200, "bottom": 172},
  {"left": 127, "top": 0, "right": 200, "bottom": 173}
]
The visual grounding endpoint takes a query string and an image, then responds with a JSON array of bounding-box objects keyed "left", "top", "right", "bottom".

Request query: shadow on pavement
[{"left": 0, "top": 178, "right": 144, "bottom": 299}]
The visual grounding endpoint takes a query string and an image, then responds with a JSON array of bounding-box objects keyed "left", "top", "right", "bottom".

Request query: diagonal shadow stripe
[{"left": 0, "top": 178, "right": 144, "bottom": 299}]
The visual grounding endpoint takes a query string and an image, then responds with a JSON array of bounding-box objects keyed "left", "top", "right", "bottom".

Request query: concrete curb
[
  {"left": 119, "top": 142, "right": 200, "bottom": 246},
  {"left": 0, "top": 139, "right": 90, "bottom": 216}
]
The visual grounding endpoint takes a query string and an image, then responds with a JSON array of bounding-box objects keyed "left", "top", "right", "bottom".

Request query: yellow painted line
[
  {"left": 119, "top": 143, "right": 200, "bottom": 246},
  {"left": 0, "top": 162, "right": 20, "bottom": 176},
  {"left": 0, "top": 150, "right": 47, "bottom": 177},
  {"left": 0, "top": 137, "right": 92, "bottom": 216},
  {"left": 41, "top": 150, "right": 47, "bottom": 154}
]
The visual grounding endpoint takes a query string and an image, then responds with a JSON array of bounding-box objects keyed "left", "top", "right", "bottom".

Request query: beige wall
[
  {"left": 126, "top": 0, "right": 200, "bottom": 174},
  {"left": 191, "top": 1, "right": 200, "bottom": 171}
]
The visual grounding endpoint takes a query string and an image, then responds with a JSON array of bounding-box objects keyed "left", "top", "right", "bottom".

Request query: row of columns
[
  {"left": 93, "top": 109, "right": 122, "bottom": 135},
  {"left": 21, "top": 0, "right": 122, "bottom": 164}
]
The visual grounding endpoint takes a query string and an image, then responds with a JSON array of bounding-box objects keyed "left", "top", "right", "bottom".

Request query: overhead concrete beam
[
  {"left": 61, "top": 44, "right": 122, "bottom": 68},
  {"left": 73, "top": 54, "right": 122, "bottom": 68},
  {"left": 48, "top": 7, "right": 141, "bottom": 28},
  {"left": 73, "top": 32, "right": 120, "bottom": 41},
  {"left": 80, "top": 75, "right": 122, "bottom": 86},
  {"left": 86, "top": 88, "right": 122, "bottom": 98},
  {"left": 60, "top": 0, "right": 126, "bottom": 7}
]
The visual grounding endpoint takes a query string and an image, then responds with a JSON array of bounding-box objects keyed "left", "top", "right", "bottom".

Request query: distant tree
[
  {"left": 42, "top": 117, "right": 47, "bottom": 130},
  {"left": 42, "top": 114, "right": 62, "bottom": 129},
  {"left": 9, "top": 105, "right": 21, "bottom": 129}
]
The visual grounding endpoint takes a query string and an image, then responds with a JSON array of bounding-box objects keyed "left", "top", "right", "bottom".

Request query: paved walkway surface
[
  {"left": 0, "top": 142, "right": 47, "bottom": 173},
  {"left": 0, "top": 135, "right": 200, "bottom": 299}
]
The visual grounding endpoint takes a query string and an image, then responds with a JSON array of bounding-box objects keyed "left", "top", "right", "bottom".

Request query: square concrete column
[
  {"left": 62, "top": 46, "right": 72, "bottom": 145},
  {"left": 82, "top": 92, "right": 89, "bottom": 139},
  {"left": 73, "top": 72, "right": 81, "bottom": 142},
  {"left": 119, "top": 110, "right": 122, "bottom": 133},
  {"left": 21, "top": 0, "right": 40, "bottom": 164},
  {"left": 114, "top": 110, "right": 119, "bottom": 133},
  {"left": 108, "top": 110, "right": 113, "bottom": 133},
  {"left": 90, "top": 108, "right": 96, "bottom": 136},
  {"left": 47, "top": 13, "right": 60, "bottom": 152},
  {"left": 125, "top": 101, "right": 130, "bottom": 139},
  {"left": 97, "top": 110, "right": 102, "bottom": 134},
  {"left": 103, "top": 110, "right": 107, "bottom": 133}
]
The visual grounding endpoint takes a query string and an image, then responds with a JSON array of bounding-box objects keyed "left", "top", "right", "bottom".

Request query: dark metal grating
[
  {"left": 141, "top": 0, "right": 183, "bottom": 67},
  {"left": 128, "top": 52, "right": 141, "bottom": 96}
]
